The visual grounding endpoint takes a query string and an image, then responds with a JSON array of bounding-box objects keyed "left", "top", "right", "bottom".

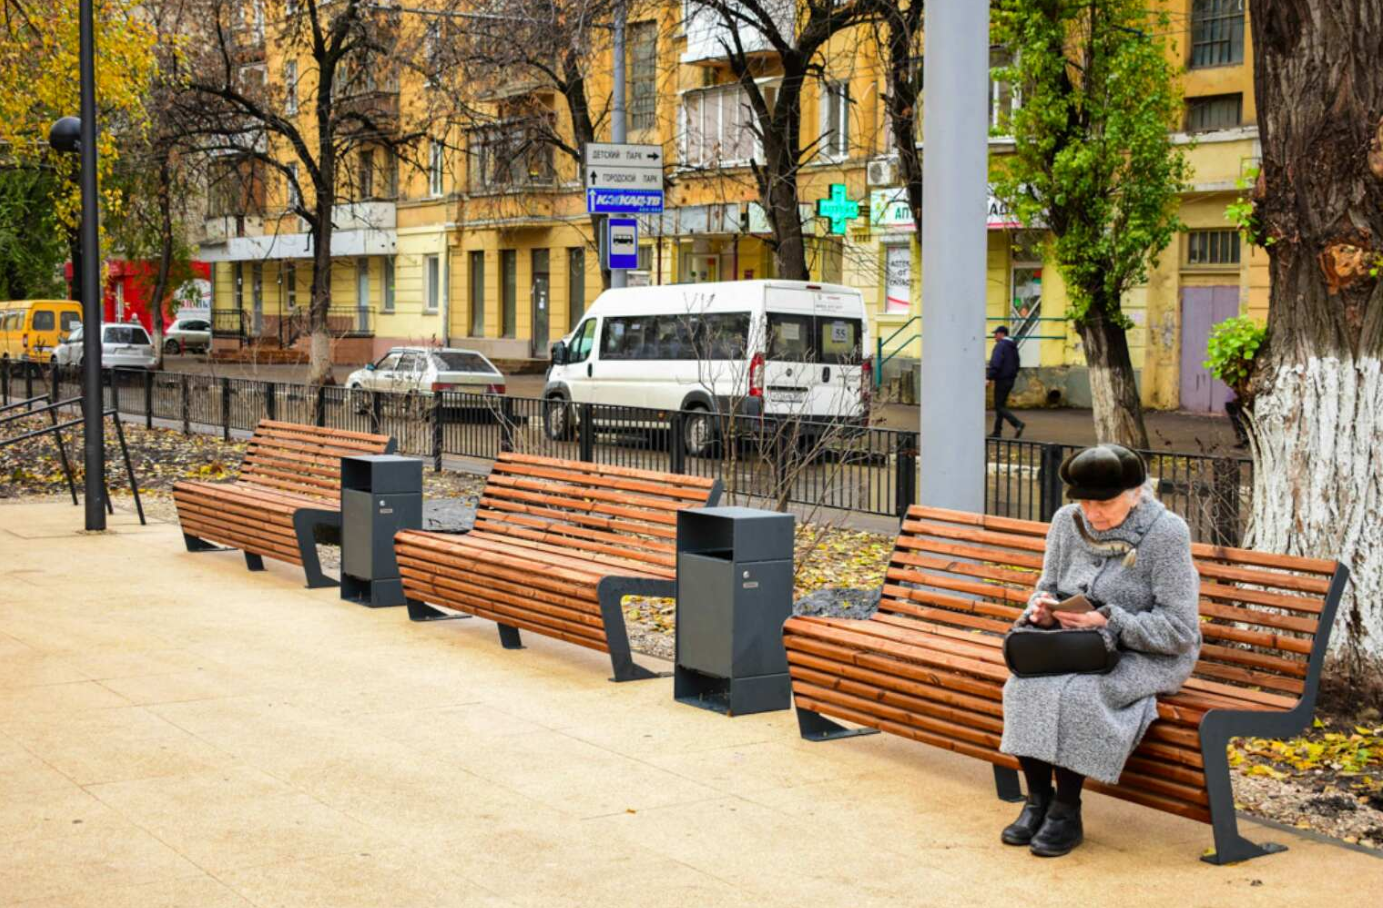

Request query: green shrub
[{"left": 1204, "top": 316, "right": 1265, "bottom": 397}]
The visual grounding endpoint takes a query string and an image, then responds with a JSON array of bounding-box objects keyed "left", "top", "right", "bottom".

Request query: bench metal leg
[
  {"left": 244, "top": 552, "right": 265, "bottom": 572},
  {"left": 1199, "top": 716, "right": 1288, "bottom": 865},
  {"left": 497, "top": 623, "right": 525, "bottom": 649},
  {"left": 993, "top": 765, "right": 1025, "bottom": 803},
  {"left": 406, "top": 598, "right": 470, "bottom": 622},
  {"left": 598, "top": 578, "right": 672, "bottom": 683},
  {"left": 292, "top": 509, "right": 340, "bottom": 590},
  {"left": 183, "top": 533, "right": 226, "bottom": 553},
  {"left": 795, "top": 706, "right": 881, "bottom": 742}
]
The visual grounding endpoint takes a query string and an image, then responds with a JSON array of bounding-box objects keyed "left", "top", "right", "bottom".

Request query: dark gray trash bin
[
  {"left": 340, "top": 455, "right": 422, "bottom": 607},
  {"left": 674, "top": 507, "right": 795, "bottom": 716}
]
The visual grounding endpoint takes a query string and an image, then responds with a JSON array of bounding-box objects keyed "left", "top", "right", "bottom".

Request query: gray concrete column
[{"left": 919, "top": 1, "right": 990, "bottom": 512}]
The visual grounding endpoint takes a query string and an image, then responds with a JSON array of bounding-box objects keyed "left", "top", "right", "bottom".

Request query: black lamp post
[{"left": 47, "top": 0, "right": 104, "bottom": 532}]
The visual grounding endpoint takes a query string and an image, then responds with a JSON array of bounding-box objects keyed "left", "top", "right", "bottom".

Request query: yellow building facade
[{"left": 201, "top": 0, "right": 1260, "bottom": 411}]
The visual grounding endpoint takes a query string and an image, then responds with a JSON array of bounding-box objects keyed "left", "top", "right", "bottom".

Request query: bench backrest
[
  {"left": 473, "top": 452, "right": 721, "bottom": 577},
  {"left": 881, "top": 505, "right": 1345, "bottom": 705},
  {"left": 237, "top": 419, "right": 395, "bottom": 502}
]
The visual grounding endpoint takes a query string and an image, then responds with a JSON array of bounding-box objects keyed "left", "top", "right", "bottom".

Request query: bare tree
[
  {"left": 163, "top": 0, "right": 452, "bottom": 384},
  {"left": 684, "top": 0, "right": 882, "bottom": 279},
  {"left": 875, "top": 0, "right": 923, "bottom": 241}
]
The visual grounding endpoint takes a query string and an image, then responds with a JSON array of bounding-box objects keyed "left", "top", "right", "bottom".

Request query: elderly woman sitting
[{"left": 1000, "top": 444, "right": 1202, "bottom": 857}]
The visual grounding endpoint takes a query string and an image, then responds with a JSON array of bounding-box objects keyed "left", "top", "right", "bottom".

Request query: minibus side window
[
  {"left": 568, "top": 318, "right": 598, "bottom": 363},
  {"left": 31, "top": 310, "right": 55, "bottom": 331}
]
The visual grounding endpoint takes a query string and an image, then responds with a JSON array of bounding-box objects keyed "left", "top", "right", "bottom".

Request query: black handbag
[{"left": 1003, "top": 627, "right": 1121, "bottom": 679}]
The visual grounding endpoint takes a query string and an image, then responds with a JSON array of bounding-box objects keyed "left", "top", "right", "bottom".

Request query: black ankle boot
[
  {"left": 1029, "top": 800, "right": 1083, "bottom": 857},
  {"left": 1001, "top": 791, "right": 1051, "bottom": 846}
]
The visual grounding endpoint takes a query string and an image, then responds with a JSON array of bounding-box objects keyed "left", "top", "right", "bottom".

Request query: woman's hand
[
  {"left": 1028, "top": 595, "right": 1058, "bottom": 628},
  {"left": 1053, "top": 609, "right": 1109, "bottom": 629}
]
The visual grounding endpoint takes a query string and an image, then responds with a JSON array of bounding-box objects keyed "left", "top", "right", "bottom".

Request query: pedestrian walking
[{"left": 986, "top": 326, "right": 1025, "bottom": 438}]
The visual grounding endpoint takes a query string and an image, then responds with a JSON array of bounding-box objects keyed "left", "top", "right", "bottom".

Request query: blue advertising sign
[
  {"left": 586, "top": 188, "right": 664, "bottom": 214},
  {"left": 606, "top": 219, "right": 639, "bottom": 270}
]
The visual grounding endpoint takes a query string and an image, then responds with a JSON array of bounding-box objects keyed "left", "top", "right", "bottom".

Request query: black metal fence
[{"left": 0, "top": 357, "right": 1252, "bottom": 541}]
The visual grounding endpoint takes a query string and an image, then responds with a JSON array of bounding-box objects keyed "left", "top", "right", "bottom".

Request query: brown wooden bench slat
[
  {"left": 175, "top": 419, "right": 394, "bottom": 587},
  {"left": 785, "top": 503, "right": 1346, "bottom": 863},
  {"left": 396, "top": 452, "right": 720, "bottom": 681}
]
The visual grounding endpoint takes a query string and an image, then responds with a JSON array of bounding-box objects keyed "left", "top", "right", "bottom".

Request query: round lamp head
[{"left": 48, "top": 117, "right": 82, "bottom": 154}]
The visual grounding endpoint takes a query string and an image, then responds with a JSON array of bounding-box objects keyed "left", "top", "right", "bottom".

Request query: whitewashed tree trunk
[{"left": 1247, "top": 357, "right": 1383, "bottom": 669}]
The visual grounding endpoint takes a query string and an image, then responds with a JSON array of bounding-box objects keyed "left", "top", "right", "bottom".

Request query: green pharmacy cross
[{"left": 815, "top": 184, "right": 860, "bottom": 235}]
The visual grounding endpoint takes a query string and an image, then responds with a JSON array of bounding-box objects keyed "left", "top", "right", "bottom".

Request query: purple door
[{"left": 1179, "top": 286, "right": 1240, "bottom": 413}]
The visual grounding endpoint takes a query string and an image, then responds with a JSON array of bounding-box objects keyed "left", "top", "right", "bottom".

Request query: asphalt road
[{"left": 163, "top": 354, "right": 1243, "bottom": 456}]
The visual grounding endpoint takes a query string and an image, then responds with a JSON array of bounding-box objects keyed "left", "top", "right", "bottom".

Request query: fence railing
[{"left": 0, "top": 358, "right": 1253, "bottom": 540}]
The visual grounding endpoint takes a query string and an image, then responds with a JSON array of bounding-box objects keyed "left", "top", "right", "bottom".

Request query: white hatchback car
[
  {"left": 55, "top": 324, "right": 158, "bottom": 370},
  {"left": 346, "top": 347, "right": 507, "bottom": 398},
  {"left": 163, "top": 316, "right": 212, "bottom": 354}
]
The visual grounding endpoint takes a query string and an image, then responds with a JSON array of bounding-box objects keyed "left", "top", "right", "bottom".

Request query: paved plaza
[{"left": 0, "top": 502, "right": 1377, "bottom": 906}]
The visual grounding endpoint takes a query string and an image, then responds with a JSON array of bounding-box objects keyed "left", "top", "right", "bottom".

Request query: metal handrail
[
  {"left": 0, "top": 398, "right": 145, "bottom": 525},
  {"left": 875, "top": 315, "right": 922, "bottom": 388}
]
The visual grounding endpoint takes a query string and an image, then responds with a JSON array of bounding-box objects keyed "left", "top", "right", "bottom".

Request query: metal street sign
[
  {"left": 584, "top": 142, "right": 664, "bottom": 168},
  {"left": 584, "top": 142, "right": 664, "bottom": 213},
  {"left": 585, "top": 166, "right": 663, "bottom": 190},
  {"left": 606, "top": 218, "right": 639, "bottom": 270},
  {"left": 586, "top": 188, "right": 664, "bottom": 214}
]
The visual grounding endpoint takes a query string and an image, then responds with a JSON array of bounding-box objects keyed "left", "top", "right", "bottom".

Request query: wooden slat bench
[
  {"left": 174, "top": 419, "right": 395, "bottom": 588},
  {"left": 782, "top": 505, "right": 1349, "bottom": 864},
  {"left": 395, "top": 452, "right": 721, "bottom": 681}
]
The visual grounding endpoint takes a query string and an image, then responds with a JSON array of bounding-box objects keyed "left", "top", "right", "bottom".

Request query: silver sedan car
[
  {"left": 163, "top": 316, "right": 212, "bottom": 354},
  {"left": 55, "top": 324, "right": 158, "bottom": 370}
]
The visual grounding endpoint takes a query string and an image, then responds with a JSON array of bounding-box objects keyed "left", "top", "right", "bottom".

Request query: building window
[
  {"left": 501, "top": 249, "right": 517, "bottom": 338},
  {"left": 383, "top": 149, "right": 398, "bottom": 199},
  {"left": 1186, "top": 229, "right": 1241, "bottom": 267},
  {"left": 467, "top": 120, "right": 556, "bottom": 193},
  {"left": 1186, "top": 94, "right": 1242, "bottom": 132},
  {"left": 382, "top": 257, "right": 395, "bottom": 311},
  {"left": 469, "top": 250, "right": 485, "bottom": 335},
  {"left": 357, "top": 149, "right": 374, "bottom": 200},
  {"left": 568, "top": 247, "right": 586, "bottom": 328},
  {"left": 356, "top": 258, "right": 370, "bottom": 310},
  {"left": 628, "top": 21, "right": 657, "bottom": 132},
  {"left": 681, "top": 84, "right": 759, "bottom": 168},
  {"left": 1191, "top": 0, "right": 1245, "bottom": 68},
  {"left": 429, "top": 140, "right": 445, "bottom": 198},
  {"left": 284, "top": 262, "right": 297, "bottom": 310},
  {"left": 989, "top": 46, "right": 1017, "bottom": 135},
  {"left": 283, "top": 60, "right": 298, "bottom": 115},
  {"left": 233, "top": 262, "right": 244, "bottom": 309},
  {"left": 424, "top": 254, "right": 440, "bottom": 312},
  {"left": 818, "top": 80, "right": 850, "bottom": 160}
]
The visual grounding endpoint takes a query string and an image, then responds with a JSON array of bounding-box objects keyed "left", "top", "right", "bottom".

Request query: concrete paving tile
[
  {"left": 219, "top": 847, "right": 516, "bottom": 908},
  {"left": 361, "top": 702, "right": 547, "bottom": 750},
  {"left": 0, "top": 783, "right": 123, "bottom": 845},
  {"left": 0, "top": 680, "right": 130, "bottom": 717},
  {"left": 0, "top": 815, "right": 202, "bottom": 904},
  {"left": 559, "top": 703, "right": 785, "bottom": 759},
  {"left": 0, "top": 738, "right": 75, "bottom": 796},
  {"left": 97, "top": 665, "right": 289, "bottom": 706},
  {"left": 2, "top": 705, "right": 237, "bottom": 786},
  {"left": 445, "top": 729, "right": 723, "bottom": 819},
  {"left": 6, "top": 874, "right": 254, "bottom": 908},
  {"left": 645, "top": 739, "right": 880, "bottom": 797},
  {"left": 61, "top": 647, "right": 224, "bottom": 682},
  {"left": 0, "top": 651, "right": 92, "bottom": 689},
  {"left": 87, "top": 766, "right": 397, "bottom": 874}
]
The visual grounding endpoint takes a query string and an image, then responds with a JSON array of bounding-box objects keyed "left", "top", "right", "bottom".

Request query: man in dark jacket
[{"left": 987, "top": 326, "right": 1025, "bottom": 438}]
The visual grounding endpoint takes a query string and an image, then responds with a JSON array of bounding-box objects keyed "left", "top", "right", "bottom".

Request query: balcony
[
  {"left": 332, "top": 201, "right": 396, "bottom": 232},
  {"left": 336, "top": 89, "right": 400, "bottom": 137},
  {"left": 682, "top": 0, "right": 793, "bottom": 65},
  {"left": 231, "top": 26, "right": 265, "bottom": 64},
  {"left": 200, "top": 215, "right": 264, "bottom": 245}
]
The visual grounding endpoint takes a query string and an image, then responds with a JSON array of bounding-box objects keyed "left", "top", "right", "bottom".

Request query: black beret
[{"left": 1059, "top": 444, "right": 1147, "bottom": 501}]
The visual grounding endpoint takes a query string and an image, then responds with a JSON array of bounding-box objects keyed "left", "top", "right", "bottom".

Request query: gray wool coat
[{"left": 999, "top": 498, "right": 1202, "bottom": 785}]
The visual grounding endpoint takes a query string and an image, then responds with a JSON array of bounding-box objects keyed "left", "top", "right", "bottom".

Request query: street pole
[
  {"left": 609, "top": 0, "right": 627, "bottom": 289},
  {"left": 918, "top": 1, "right": 988, "bottom": 513},
  {"left": 78, "top": 0, "right": 105, "bottom": 531}
]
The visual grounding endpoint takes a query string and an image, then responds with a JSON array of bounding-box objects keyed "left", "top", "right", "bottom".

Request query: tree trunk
[
  {"left": 1248, "top": 1, "right": 1383, "bottom": 674},
  {"left": 148, "top": 154, "right": 174, "bottom": 370},
  {"left": 1078, "top": 305, "right": 1149, "bottom": 448},
  {"left": 309, "top": 213, "right": 334, "bottom": 387}
]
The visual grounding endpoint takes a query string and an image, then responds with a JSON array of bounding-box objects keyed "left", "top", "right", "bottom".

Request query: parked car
[
  {"left": 345, "top": 347, "right": 507, "bottom": 415},
  {"left": 163, "top": 316, "right": 211, "bottom": 354},
  {"left": 54, "top": 324, "right": 158, "bottom": 371},
  {"left": 544, "top": 280, "right": 872, "bottom": 455},
  {"left": 0, "top": 299, "right": 83, "bottom": 366}
]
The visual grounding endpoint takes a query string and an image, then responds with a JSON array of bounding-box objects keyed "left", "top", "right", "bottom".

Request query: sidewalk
[{"left": 0, "top": 501, "right": 1373, "bottom": 906}]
